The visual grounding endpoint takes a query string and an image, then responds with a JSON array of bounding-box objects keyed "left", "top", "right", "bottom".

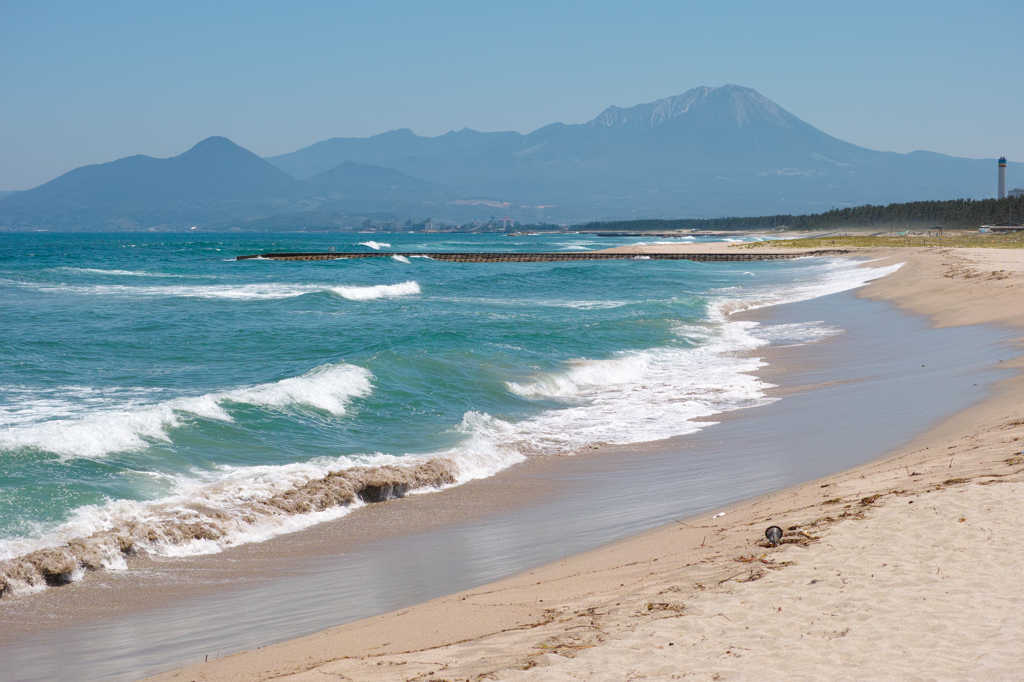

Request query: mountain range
[{"left": 1, "top": 85, "right": 1017, "bottom": 231}]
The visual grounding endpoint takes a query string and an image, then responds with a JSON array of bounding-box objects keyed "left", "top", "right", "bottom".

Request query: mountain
[
  {"left": 269, "top": 85, "right": 1017, "bottom": 219},
  {"left": 0, "top": 137, "right": 304, "bottom": 231},
  {"left": 0, "top": 190, "right": 20, "bottom": 200},
  {"left": 269, "top": 128, "right": 523, "bottom": 181},
  {"left": 305, "top": 160, "right": 456, "bottom": 202},
  {"left": 2, "top": 86, "right": 1019, "bottom": 231}
]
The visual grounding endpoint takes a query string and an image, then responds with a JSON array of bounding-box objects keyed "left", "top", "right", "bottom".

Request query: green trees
[{"left": 576, "top": 197, "right": 1024, "bottom": 232}]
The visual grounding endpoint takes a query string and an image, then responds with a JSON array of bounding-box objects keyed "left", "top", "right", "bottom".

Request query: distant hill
[
  {"left": 0, "top": 190, "right": 20, "bottom": 200},
  {"left": 269, "top": 128, "right": 523, "bottom": 181},
  {"left": 205, "top": 210, "right": 371, "bottom": 232},
  {"left": 0, "top": 137, "right": 304, "bottom": 231}
]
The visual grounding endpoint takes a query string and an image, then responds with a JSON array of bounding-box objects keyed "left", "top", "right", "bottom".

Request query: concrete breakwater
[{"left": 236, "top": 250, "right": 846, "bottom": 262}]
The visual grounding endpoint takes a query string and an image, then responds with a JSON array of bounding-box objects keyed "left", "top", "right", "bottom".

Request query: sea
[{"left": 0, "top": 232, "right": 899, "bottom": 595}]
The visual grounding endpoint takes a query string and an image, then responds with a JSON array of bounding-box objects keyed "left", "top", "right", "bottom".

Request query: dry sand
[{"left": 143, "top": 246, "right": 1024, "bottom": 682}]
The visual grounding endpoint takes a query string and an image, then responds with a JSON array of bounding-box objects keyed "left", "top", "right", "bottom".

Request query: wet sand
[{"left": 3, "top": 247, "right": 1022, "bottom": 681}]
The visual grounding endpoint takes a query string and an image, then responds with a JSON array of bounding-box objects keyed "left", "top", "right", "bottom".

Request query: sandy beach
[{"left": 135, "top": 245, "right": 1024, "bottom": 682}]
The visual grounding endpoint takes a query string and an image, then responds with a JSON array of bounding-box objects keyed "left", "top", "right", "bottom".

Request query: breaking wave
[
  {"left": 49, "top": 267, "right": 204, "bottom": 279},
  {"left": 0, "top": 456, "right": 457, "bottom": 596},
  {"left": 501, "top": 259, "right": 903, "bottom": 454},
  {"left": 359, "top": 241, "right": 391, "bottom": 250},
  {"left": 711, "top": 260, "right": 903, "bottom": 317},
  {"left": 26, "top": 280, "right": 422, "bottom": 301},
  {"left": 328, "top": 280, "right": 420, "bottom": 300},
  {"left": 504, "top": 319, "right": 770, "bottom": 450},
  {"left": 0, "top": 363, "right": 373, "bottom": 460},
  {"left": 0, "top": 410, "right": 524, "bottom": 598}
]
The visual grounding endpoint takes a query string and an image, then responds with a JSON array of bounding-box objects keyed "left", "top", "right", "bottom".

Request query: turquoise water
[{"left": 0, "top": 232, "right": 896, "bottom": 592}]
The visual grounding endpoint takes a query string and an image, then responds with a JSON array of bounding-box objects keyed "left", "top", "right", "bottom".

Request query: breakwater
[{"left": 236, "top": 250, "right": 846, "bottom": 262}]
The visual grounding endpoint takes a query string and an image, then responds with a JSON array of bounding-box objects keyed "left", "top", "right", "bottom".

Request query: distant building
[
  {"left": 361, "top": 219, "right": 373, "bottom": 231},
  {"left": 423, "top": 218, "right": 436, "bottom": 232},
  {"left": 1009, "top": 188, "right": 1024, "bottom": 199}
]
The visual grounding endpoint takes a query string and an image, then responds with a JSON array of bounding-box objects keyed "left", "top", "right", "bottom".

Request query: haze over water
[{"left": 0, "top": 232, "right": 898, "bottom": 594}]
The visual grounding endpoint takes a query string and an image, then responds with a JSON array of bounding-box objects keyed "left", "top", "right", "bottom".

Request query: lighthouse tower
[{"left": 999, "top": 157, "right": 1007, "bottom": 199}]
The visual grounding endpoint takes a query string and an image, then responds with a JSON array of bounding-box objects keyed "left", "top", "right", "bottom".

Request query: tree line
[{"left": 571, "top": 197, "right": 1024, "bottom": 232}]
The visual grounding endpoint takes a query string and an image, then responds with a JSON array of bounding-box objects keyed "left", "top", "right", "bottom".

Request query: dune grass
[{"left": 741, "top": 232, "right": 1024, "bottom": 250}]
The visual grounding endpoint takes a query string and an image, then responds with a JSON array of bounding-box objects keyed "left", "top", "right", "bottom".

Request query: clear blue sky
[{"left": 1, "top": 0, "right": 1022, "bottom": 190}]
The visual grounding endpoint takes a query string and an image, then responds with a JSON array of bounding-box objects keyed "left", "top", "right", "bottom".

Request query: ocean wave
[
  {"left": 628, "top": 239, "right": 696, "bottom": 246},
  {"left": 503, "top": 318, "right": 771, "bottom": 451},
  {"left": 328, "top": 281, "right": 420, "bottom": 300},
  {"left": 359, "top": 241, "right": 391, "bottom": 250},
  {"left": 50, "top": 267, "right": 199, "bottom": 278},
  {"left": 508, "top": 354, "right": 652, "bottom": 399},
  {"left": 712, "top": 260, "right": 903, "bottom": 317},
  {"left": 535, "top": 299, "right": 629, "bottom": 310},
  {"left": 749, "top": 321, "right": 843, "bottom": 346},
  {"left": 0, "top": 412, "right": 523, "bottom": 598},
  {"left": 0, "top": 363, "right": 373, "bottom": 459},
  {"left": 26, "top": 280, "right": 421, "bottom": 301},
  {"left": 0, "top": 455, "right": 455, "bottom": 597},
  {"left": 392, "top": 255, "right": 411, "bottom": 263}
]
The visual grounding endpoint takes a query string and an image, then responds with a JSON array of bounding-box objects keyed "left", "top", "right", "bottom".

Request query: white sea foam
[
  {"left": 221, "top": 363, "right": 372, "bottom": 414},
  {"left": 502, "top": 318, "right": 771, "bottom": 451},
  {"left": 392, "top": 255, "right": 411, "bottom": 264},
  {"left": 0, "top": 363, "right": 373, "bottom": 459},
  {"left": 328, "top": 281, "right": 420, "bottom": 300},
  {"left": 53, "top": 268, "right": 153, "bottom": 277},
  {"left": 359, "top": 241, "right": 391, "bottom": 250},
  {"left": 0, "top": 421, "right": 523, "bottom": 573},
  {"left": 628, "top": 239, "right": 696, "bottom": 246},
  {"left": 26, "top": 280, "right": 422, "bottom": 301},
  {"left": 536, "top": 299, "right": 629, "bottom": 310},
  {"left": 0, "top": 457, "right": 362, "bottom": 565},
  {"left": 711, "top": 260, "right": 903, "bottom": 317},
  {"left": 51, "top": 267, "right": 199, "bottom": 278},
  {"left": 749, "top": 321, "right": 843, "bottom": 346}
]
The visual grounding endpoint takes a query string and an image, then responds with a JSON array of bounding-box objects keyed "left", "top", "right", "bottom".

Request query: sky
[{"left": 1, "top": 0, "right": 1022, "bottom": 190}]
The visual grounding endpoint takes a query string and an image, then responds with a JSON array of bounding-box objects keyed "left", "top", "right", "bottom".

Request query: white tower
[{"left": 999, "top": 157, "right": 1007, "bottom": 199}]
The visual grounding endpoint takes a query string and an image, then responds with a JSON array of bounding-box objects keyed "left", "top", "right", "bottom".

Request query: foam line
[{"left": 26, "top": 280, "right": 422, "bottom": 301}]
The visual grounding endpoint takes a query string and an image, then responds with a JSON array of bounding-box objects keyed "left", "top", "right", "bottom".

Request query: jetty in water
[{"left": 236, "top": 250, "right": 846, "bottom": 263}]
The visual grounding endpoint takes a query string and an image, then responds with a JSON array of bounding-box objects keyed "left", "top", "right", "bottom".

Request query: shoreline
[
  {"left": 136, "top": 246, "right": 1024, "bottom": 681},
  {"left": 1, "top": 245, "right": 1019, "bottom": 681}
]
